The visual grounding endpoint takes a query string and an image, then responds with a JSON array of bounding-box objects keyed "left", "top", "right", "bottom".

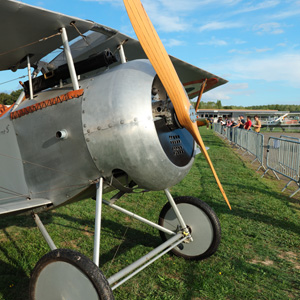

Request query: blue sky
[{"left": 1, "top": 0, "right": 300, "bottom": 106}]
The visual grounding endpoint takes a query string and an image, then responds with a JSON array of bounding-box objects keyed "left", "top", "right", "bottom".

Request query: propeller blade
[{"left": 124, "top": 0, "right": 231, "bottom": 210}]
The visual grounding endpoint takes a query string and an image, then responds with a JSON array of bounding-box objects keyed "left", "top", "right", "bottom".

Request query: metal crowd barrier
[
  {"left": 261, "top": 137, "right": 300, "bottom": 197},
  {"left": 213, "top": 124, "right": 300, "bottom": 197},
  {"left": 213, "top": 123, "right": 225, "bottom": 136},
  {"left": 213, "top": 125, "right": 265, "bottom": 171}
]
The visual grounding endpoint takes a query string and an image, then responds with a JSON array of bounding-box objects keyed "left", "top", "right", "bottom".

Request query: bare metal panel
[
  {"left": 0, "top": 0, "right": 95, "bottom": 71},
  {"left": 82, "top": 60, "right": 194, "bottom": 191},
  {"left": 0, "top": 116, "right": 30, "bottom": 210},
  {"left": 0, "top": 198, "right": 51, "bottom": 215},
  {"left": 13, "top": 88, "right": 100, "bottom": 207}
]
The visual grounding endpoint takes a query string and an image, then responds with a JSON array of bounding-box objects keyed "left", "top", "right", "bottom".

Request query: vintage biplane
[{"left": 0, "top": 0, "right": 231, "bottom": 299}]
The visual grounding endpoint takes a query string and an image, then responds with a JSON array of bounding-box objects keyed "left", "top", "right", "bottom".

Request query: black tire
[
  {"left": 158, "top": 196, "right": 221, "bottom": 261},
  {"left": 29, "top": 249, "right": 114, "bottom": 300}
]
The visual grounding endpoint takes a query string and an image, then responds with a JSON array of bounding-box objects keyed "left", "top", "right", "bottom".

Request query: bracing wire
[
  {"left": 0, "top": 152, "right": 92, "bottom": 182},
  {"left": 0, "top": 150, "right": 95, "bottom": 202},
  {"left": 0, "top": 32, "right": 62, "bottom": 57},
  {"left": 0, "top": 75, "right": 27, "bottom": 86}
]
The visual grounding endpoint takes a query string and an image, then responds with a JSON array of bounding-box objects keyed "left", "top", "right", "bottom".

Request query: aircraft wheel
[
  {"left": 158, "top": 196, "right": 221, "bottom": 261},
  {"left": 29, "top": 249, "right": 114, "bottom": 300}
]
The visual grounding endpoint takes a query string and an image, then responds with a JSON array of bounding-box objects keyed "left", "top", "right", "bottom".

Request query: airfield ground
[{"left": 0, "top": 128, "right": 299, "bottom": 300}]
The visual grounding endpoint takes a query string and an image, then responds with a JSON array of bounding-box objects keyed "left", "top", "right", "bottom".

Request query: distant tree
[
  {"left": 197, "top": 101, "right": 300, "bottom": 112},
  {"left": 216, "top": 100, "right": 223, "bottom": 109},
  {"left": 246, "top": 104, "right": 300, "bottom": 112},
  {"left": 0, "top": 89, "right": 23, "bottom": 105},
  {"left": 10, "top": 89, "right": 23, "bottom": 102},
  {"left": 0, "top": 93, "right": 12, "bottom": 105}
]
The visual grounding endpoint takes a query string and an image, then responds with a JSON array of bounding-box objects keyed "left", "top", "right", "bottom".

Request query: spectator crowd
[{"left": 214, "top": 115, "right": 261, "bottom": 132}]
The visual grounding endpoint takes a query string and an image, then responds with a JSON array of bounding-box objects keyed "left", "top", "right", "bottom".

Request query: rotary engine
[{"left": 82, "top": 59, "right": 196, "bottom": 191}]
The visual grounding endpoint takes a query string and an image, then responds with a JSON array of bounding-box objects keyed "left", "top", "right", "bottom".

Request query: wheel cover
[
  {"left": 30, "top": 249, "right": 113, "bottom": 300},
  {"left": 34, "top": 261, "right": 99, "bottom": 300},
  {"left": 163, "top": 203, "right": 214, "bottom": 257}
]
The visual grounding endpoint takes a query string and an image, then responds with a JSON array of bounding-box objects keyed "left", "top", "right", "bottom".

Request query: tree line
[
  {"left": 195, "top": 100, "right": 300, "bottom": 112},
  {"left": 1, "top": 91, "right": 299, "bottom": 112},
  {"left": 0, "top": 89, "right": 23, "bottom": 105}
]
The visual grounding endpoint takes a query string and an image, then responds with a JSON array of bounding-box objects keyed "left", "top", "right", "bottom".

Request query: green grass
[
  {"left": 0, "top": 128, "right": 299, "bottom": 299},
  {"left": 260, "top": 127, "right": 300, "bottom": 133}
]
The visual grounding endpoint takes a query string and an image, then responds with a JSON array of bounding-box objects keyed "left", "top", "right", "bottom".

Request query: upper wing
[
  {"left": 50, "top": 31, "right": 228, "bottom": 98},
  {"left": 0, "top": 0, "right": 95, "bottom": 71},
  {"left": 0, "top": 0, "right": 227, "bottom": 96}
]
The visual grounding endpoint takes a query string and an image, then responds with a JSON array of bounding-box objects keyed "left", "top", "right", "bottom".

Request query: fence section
[
  {"left": 262, "top": 137, "right": 300, "bottom": 197},
  {"left": 213, "top": 125, "right": 300, "bottom": 197},
  {"left": 213, "top": 125, "right": 265, "bottom": 170}
]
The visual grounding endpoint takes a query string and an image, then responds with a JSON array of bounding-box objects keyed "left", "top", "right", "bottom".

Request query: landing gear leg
[{"left": 29, "top": 178, "right": 114, "bottom": 299}]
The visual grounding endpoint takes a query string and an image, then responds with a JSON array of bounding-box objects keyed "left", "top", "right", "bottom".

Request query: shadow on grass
[
  {"left": 0, "top": 212, "right": 53, "bottom": 230},
  {"left": 0, "top": 210, "right": 163, "bottom": 299},
  {"left": 214, "top": 200, "right": 299, "bottom": 236},
  {"left": 0, "top": 231, "right": 29, "bottom": 300},
  {"left": 48, "top": 212, "right": 162, "bottom": 267},
  {"left": 0, "top": 258, "right": 29, "bottom": 300}
]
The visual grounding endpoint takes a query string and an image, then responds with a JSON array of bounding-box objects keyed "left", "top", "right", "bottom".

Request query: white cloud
[
  {"left": 153, "top": 0, "right": 202, "bottom": 12},
  {"left": 151, "top": 14, "right": 189, "bottom": 32},
  {"left": 232, "top": 0, "right": 280, "bottom": 14},
  {"left": 204, "top": 53, "right": 300, "bottom": 87},
  {"left": 198, "top": 37, "right": 228, "bottom": 46},
  {"left": 199, "top": 21, "right": 242, "bottom": 32},
  {"left": 269, "top": 8, "right": 300, "bottom": 19},
  {"left": 155, "top": 0, "right": 242, "bottom": 12},
  {"left": 202, "top": 83, "right": 252, "bottom": 101},
  {"left": 234, "top": 39, "right": 247, "bottom": 45},
  {"left": 164, "top": 39, "right": 185, "bottom": 47},
  {"left": 255, "top": 48, "right": 273, "bottom": 53},
  {"left": 141, "top": 1, "right": 190, "bottom": 32},
  {"left": 83, "top": 0, "right": 190, "bottom": 32},
  {"left": 253, "top": 22, "right": 284, "bottom": 34},
  {"left": 82, "top": 0, "right": 123, "bottom": 6},
  {"left": 229, "top": 49, "right": 252, "bottom": 54}
]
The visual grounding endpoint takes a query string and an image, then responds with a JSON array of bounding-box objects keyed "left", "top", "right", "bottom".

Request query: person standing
[
  {"left": 209, "top": 117, "right": 214, "bottom": 129},
  {"left": 253, "top": 115, "right": 261, "bottom": 133},
  {"left": 244, "top": 116, "right": 252, "bottom": 130},
  {"left": 239, "top": 115, "right": 245, "bottom": 129}
]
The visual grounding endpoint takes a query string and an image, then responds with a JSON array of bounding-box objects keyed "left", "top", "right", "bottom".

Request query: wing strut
[
  {"left": 27, "top": 56, "right": 33, "bottom": 99},
  {"left": 60, "top": 27, "right": 79, "bottom": 91}
]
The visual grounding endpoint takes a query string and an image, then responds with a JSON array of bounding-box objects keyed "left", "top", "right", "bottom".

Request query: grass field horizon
[{"left": 0, "top": 128, "right": 299, "bottom": 299}]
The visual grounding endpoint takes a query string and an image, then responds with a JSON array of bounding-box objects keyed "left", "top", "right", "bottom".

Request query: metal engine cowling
[{"left": 82, "top": 60, "right": 195, "bottom": 191}]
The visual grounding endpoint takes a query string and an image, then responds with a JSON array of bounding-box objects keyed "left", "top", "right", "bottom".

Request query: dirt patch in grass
[
  {"left": 278, "top": 251, "right": 300, "bottom": 270},
  {"left": 61, "top": 239, "right": 79, "bottom": 249},
  {"left": 249, "top": 252, "right": 300, "bottom": 270},
  {"left": 249, "top": 258, "right": 274, "bottom": 266},
  {"left": 0, "top": 232, "right": 8, "bottom": 243},
  {"left": 83, "top": 226, "right": 93, "bottom": 237}
]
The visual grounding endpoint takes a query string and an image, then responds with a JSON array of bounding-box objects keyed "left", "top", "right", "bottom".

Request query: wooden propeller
[{"left": 123, "top": 0, "right": 231, "bottom": 210}]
